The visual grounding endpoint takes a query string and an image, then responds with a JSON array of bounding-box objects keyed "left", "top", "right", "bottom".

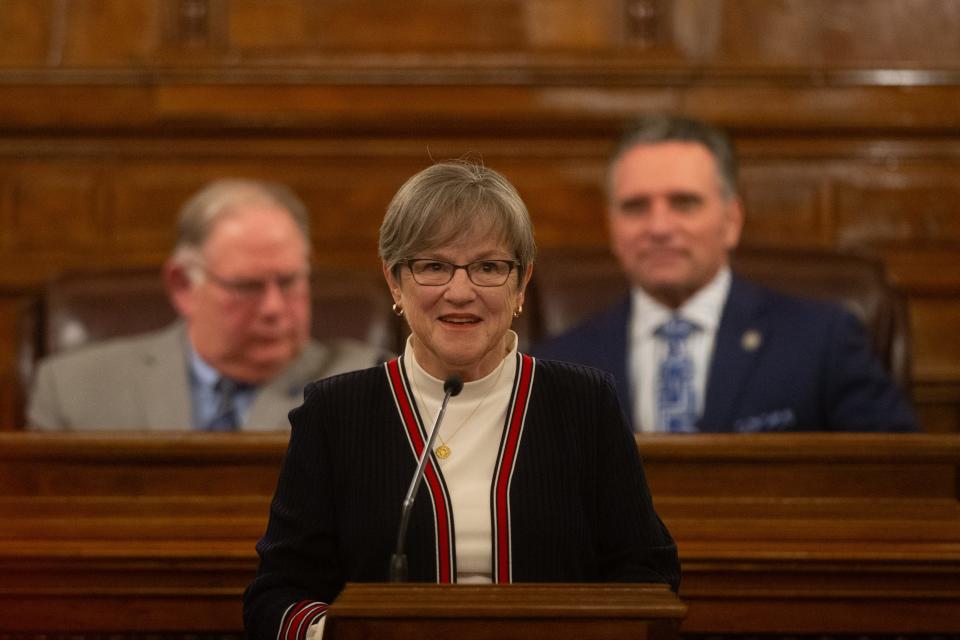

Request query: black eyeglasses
[{"left": 403, "top": 259, "right": 518, "bottom": 287}]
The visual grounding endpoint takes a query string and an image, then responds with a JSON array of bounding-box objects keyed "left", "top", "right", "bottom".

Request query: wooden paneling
[
  {"left": 0, "top": 136, "right": 614, "bottom": 284},
  {"left": 738, "top": 166, "right": 828, "bottom": 247},
  {"left": 0, "top": 432, "right": 958, "bottom": 635},
  {"left": 910, "top": 295, "right": 960, "bottom": 385},
  {"left": 3, "top": 83, "right": 959, "bottom": 135},
  {"left": 0, "top": 135, "right": 958, "bottom": 430},
  {"left": 233, "top": 0, "right": 529, "bottom": 52},
  {"left": 0, "top": 0, "right": 959, "bottom": 432},
  {"left": 3, "top": 165, "right": 103, "bottom": 252},
  {"left": 716, "top": 0, "right": 960, "bottom": 66},
  {"left": 5, "top": 0, "right": 958, "bottom": 69},
  {"left": 0, "top": 0, "right": 52, "bottom": 66},
  {"left": 110, "top": 168, "right": 195, "bottom": 250},
  {"left": 59, "top": 1, "right": 161, "bottom": 66},
  {"left": 2, "top": 135, "right": 959, "bottom": 282},
  {"left": 834, "top": 177, "right": 960, "bottom": 247}
]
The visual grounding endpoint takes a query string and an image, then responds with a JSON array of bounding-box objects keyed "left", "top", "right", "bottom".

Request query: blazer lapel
[
  {"left": 699, "top": 276, "right": 767, "bottom": 432},
  {"left": 138, "top": 323, "right": 193, "bottom": 430},
  {"left": 244, "top": 341, "right": 327, "bottom": 431}
]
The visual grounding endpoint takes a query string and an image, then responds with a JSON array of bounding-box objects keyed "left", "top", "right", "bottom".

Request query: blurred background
[{"left": 0, "top": 0, "right": 958, "bottom": 431}]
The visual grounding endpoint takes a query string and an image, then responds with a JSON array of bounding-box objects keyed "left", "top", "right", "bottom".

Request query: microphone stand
[{"left": 389, "top": 377, "right": 462, "bottom": 582}]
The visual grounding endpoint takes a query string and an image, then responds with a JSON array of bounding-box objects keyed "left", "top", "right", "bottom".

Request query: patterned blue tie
[
  {"left": 206, "top": 377, "right": 240, "bottom": 432},
  {"left": 656, "top": 315, "right": 699, "bottom": 433}
]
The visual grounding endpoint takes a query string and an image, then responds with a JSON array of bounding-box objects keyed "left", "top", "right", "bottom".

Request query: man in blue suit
[{"left": 532, "top": 115, "right": 917, "bottom": 433}]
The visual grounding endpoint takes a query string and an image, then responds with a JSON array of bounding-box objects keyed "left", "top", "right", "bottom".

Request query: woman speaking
[{"left": 244, "top": 161, "right": 680, "bottom": 640}]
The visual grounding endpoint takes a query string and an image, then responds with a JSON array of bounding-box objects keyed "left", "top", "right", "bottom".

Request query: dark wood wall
[{"left": 1, "top": 0, "right": 959, "bottom": 430}]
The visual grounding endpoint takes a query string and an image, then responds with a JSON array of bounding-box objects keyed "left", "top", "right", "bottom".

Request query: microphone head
[{"left": 443, "top": 376, "right": 464, "bottom": 397}]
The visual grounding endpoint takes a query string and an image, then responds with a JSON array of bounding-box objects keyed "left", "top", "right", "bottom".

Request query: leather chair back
[
  {"left": 15, "top": 249, "right": 910, "bottom": 427},
  {"left": 17, "top": 266, "right": 403, "bottom": 409},
  {"left": 37, "top": 269, "right": 177, "bottom": 355},
  {"left": 531, "top": 245, "right": 911, "bottom": 390}
]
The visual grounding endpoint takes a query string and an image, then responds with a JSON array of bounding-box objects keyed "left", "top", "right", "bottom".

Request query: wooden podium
[{"left": 325, "top": 583, "right": 686, "bottom": 640}]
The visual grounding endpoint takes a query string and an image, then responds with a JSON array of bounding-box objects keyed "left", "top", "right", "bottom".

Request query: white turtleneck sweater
[
  {"left": 308, "top": 332, "right": 519, "bottom": 638},
  {"left": 404, "top": 331, "right": 519, "bottom": 582}
]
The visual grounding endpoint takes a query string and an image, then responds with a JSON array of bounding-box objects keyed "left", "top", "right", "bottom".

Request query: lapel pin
[{"left": 741, "top": 329, "right": 762, "bottom": 352}]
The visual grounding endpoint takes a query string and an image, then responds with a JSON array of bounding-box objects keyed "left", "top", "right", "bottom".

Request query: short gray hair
[
  {"left": 608, "top": 114, "right": 739, "bottom": 200},
  {"left": 171, "top": 178, "right": 311, "bottom": 263},
  {"left": 379, "top": 161, "right": 536, "bottom": 281}
]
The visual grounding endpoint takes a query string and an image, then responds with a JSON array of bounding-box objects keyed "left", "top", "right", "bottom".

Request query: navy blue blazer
[{"left": 531, "top": 275, "right": 917, "bottom": 432}]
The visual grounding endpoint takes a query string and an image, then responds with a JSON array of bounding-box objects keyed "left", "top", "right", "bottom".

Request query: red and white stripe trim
[
  {"left": 383, "top": 354, "right": 536, "bottom": 585},
  {"left": 385, "top": 356, "right": 456, "bottom": 583},
  {"left": 491, "top": 353, "right": 536, "bottom": 583},
  {"left": 277, "top": 599, "right": 328, "bottom": 640}
]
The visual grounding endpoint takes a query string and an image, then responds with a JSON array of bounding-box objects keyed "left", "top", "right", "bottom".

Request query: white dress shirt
[{"left": 629, "top": 267, "right": 732, "bottom": 433}]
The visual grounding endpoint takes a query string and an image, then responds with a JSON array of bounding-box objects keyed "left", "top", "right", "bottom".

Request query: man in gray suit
[{"left": 28, "top": 179, "right": 385, "bottom": 431}]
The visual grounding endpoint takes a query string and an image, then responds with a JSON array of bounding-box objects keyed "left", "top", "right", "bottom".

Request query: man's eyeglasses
[
  {"left": 196, "top": 266, "right": 310, "bottom": 301},
  {"left": 403, "top": 259, "right": 518, "bottom": 287}
]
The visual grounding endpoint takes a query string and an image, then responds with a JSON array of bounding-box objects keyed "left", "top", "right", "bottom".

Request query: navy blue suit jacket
[{"left": 531, "top": 275, "right": 917, "bottom": 432}]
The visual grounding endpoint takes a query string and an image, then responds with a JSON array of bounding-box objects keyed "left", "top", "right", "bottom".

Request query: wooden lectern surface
[
  {"left": 326, "top": 583, "right": 686, "bottom": 640},
  {"left": 329, "top": 582, "right": 685, "bottom": 617},
  {"left": 0, "top": 432, "right": 958, "bottom": 636}
]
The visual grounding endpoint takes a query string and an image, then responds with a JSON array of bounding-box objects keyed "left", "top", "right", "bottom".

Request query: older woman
[{"left": 244, "top": 161, "right": 680, "bottom": 640}]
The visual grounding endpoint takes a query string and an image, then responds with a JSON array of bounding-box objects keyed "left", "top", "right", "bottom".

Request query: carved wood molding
[{"left": 3, "top": 65, "right": 960, "bottom": 87}]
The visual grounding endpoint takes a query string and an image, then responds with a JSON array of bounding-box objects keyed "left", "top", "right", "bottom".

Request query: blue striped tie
[
  {"left": 656, "top": 315, "right": 698, "bottom": 433},
  {"left": 206, "top": 377, "right": 240, "bottom": 432}
]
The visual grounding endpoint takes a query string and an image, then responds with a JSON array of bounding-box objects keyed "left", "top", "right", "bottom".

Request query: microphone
[{"left": 389, "top": 375, "right": 463, "bottom": 582}]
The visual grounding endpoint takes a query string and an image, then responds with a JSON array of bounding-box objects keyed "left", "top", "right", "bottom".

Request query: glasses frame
[
  {"left": 402, "top": 258, "right": 519, "bottom": 287},
  {"left": 194, "top": 265, "right": 311, "bottom": 301}
]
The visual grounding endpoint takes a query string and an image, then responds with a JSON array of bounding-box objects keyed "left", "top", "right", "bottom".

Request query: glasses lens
[
  {"left": 208, "top": 270, "right": 310, "bottom": 300},
  {"left": 231, "top": 280, "right": 267, "bottom": 298},
  {"left": 467, "top": 260, "right": 512, "bottom": 286},
  {"left": 407, "top": 259, "right": 514, "bottom": 286},
  {"left": 409, "top": 260, "right": 454, "bottom": 285},
  {"left": 277, "top": 273, "right": 310, "bottom": 295}
]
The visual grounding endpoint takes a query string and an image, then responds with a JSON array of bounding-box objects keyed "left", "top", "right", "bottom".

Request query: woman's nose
[{"left": 443, "top": 268, "right": 476, "bottom": 300}]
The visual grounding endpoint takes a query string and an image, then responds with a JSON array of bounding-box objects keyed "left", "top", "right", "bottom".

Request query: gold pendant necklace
[{"left": 411, "top": 355, "right": 508, "bottom": 461}]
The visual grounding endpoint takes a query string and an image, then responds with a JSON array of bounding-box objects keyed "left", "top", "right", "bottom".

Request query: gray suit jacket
[{"left": 27, "top": 322, "right": 385, "bottom": 431}]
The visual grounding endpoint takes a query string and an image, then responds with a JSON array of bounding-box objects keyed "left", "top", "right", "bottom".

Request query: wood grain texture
[{"left": 0, "top": 432, "right": 958, "bottom": 634}]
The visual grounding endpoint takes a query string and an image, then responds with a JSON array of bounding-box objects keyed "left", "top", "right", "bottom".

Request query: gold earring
[
  {"left": 513, "top": 304, "right": 523, "bottom": 318},
  {"left": 392, "top": 302, "right": 404, "bottom": 317}
]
